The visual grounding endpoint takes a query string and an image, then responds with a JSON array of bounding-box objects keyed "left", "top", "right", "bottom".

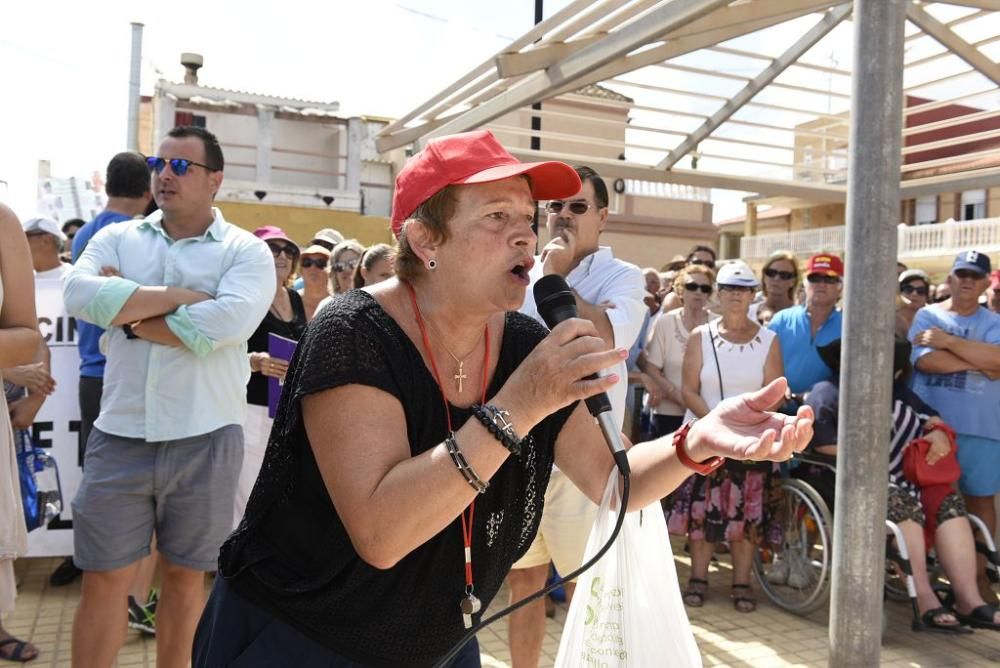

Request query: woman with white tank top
[{"left": 666, "top": 260, "right": 784, "bottom": 614}]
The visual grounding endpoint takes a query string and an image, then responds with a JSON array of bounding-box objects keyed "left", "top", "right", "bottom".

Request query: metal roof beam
[
  {"left": 496, "top": 35, "right": 605, "bottom": 79},
  {"left": 901, "top": 166, "right": 1000, "bottom": 198},
  {"left": 422, "top": 0, "right": 732, "bottom": 144},
  {"left": 657, "top": 4, "right": 852, "bottom": 170},
  {"left": 931, "top": 0, "right": 1000, "bottom": 10},
  {"left": 905, "top": 2, "right": 1000, "bottom": 87}
]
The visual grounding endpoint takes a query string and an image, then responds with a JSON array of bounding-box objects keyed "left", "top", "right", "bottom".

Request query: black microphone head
[{"left": 534, "top": 274, "right": 578, "bottom": 329}]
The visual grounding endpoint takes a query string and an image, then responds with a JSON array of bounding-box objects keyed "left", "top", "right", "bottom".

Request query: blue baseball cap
[{"left": 951, "top": 250, "right": 991, "bottom": 276}]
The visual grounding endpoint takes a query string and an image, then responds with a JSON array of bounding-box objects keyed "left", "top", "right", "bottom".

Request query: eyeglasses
[
  {"left": 146, "top": 156, "right": 217, "bottom": 176},
  {"left": 684, "top": 282, "right": 712, "bottom": 295},
  {"left": 764, "top": 268, "right": 796, "bottom": 281},
  {"left": 900, "top": 283, "right": 929, "bottom": 296},
  {"left": 807, "top": 274, "right": 841, "bottom": 284},
  {"left": 300, "top": 257, "right": 328, "bottom": 270},
  {"left": 689, "top": 258, "right": 716, "bottom": 270},
  {"left": 718, "top": 285, "right": 754, "bottom": 293},
  {"left": 546, "top": 200, "right": 593, "bottom": 215},
  {"left": 267, "top": 243, "right": 299, "bottom": 258},
  {"left": 333, "top": 259, "right": 359, "bottom": 273},
  {"left": 953, "top": 269, "right": 984, "bottom": 281}
]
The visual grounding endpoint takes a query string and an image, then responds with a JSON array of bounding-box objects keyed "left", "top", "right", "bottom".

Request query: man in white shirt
[
  {"left": 64, "top": 126, "right": 275, "bottom": 668},
  {"left": 509, "top": 166, "right": 645, "bottom": 668}
]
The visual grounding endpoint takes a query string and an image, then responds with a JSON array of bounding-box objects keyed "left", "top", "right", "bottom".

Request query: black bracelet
[
  {"left": 471, "top": 404, "right": 523, "bottom": 457},
  {"left": 123, "top": 323, "right": 139, "bottom": 340}
]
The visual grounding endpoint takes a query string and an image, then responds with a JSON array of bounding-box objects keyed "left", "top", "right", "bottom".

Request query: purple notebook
[{"left": 267, "top": 333, "right": 298, "bottom": 418}]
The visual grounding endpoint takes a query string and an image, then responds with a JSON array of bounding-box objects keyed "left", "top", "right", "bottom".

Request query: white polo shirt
[{"left": 521, "top": 246, "right": 646, "bottom": 429}]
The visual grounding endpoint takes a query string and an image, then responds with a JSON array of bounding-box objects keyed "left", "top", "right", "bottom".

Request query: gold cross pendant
[{"left": 454, "top": 360, "right": 468, "bottom": 393}]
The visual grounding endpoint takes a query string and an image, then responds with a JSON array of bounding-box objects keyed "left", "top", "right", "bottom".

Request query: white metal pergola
[{"left": 377, "top": 0, "right": 1000, "bottom": 204}]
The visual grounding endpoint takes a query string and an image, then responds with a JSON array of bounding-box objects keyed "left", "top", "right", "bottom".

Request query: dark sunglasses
[
  {"left": 267, "top": 243, "right": 299, "bottom": 258},
  {"left": 546, "top": 200, "right": 593, "bottom": 215},
  {"left": 953, "top": 269, "right": 984, "bottom": 280},
  {"left": 684, "top": 282, "right": 712, "bottom": 295},
  {"left": 719, "top": 284, "right": 754, "bottom": 293},
  {"left": 146, "top": 156, "right": 217, "bottom": 176},
  {"left": 301, "top": 257, "right": 328, "bottom": 269},
  {"left": 807, "top": 274, "right": 841, "bottom": 284},
  {"left": 764, "top": 268, "right": 796, "bottom": 281},
  {"left": 900, "top": 283, "right": 928, "bottom": 296},
  {"left": 689, "top": 258, "right": 716, "bottom": 270},
  {"left": 333, "top": 259, "right": 359, "bottom": 273}
]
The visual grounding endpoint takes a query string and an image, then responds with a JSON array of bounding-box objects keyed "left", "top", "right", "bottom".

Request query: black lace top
[{"left": 219, "top": 290, "right": 576, "bottom": 667}]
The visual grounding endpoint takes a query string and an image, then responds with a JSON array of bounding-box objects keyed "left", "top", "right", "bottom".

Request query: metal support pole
[
  {"left": 829, "top": 1, "right": 906, "bottom": 666},
  {"left": 126, "top": 22, "right": 144, "bottom": 152}
]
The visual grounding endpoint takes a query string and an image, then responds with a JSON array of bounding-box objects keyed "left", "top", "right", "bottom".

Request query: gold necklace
[{"left": 421, "top": 312, "right": 481, "bottom": 394}]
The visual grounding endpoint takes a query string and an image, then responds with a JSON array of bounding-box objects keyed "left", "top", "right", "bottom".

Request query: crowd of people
[{"left": 0, "top": 124, "right": 994, "bottom": 666}]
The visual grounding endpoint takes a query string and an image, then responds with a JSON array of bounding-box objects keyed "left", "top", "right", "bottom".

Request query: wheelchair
[{"left": 751, "top": 451, "right": 1000, "bottom": 628}]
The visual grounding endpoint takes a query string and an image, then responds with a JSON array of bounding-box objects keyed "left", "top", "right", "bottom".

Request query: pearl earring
[{"left": 427, "top": 258, "right": 437, "bottom": 270}]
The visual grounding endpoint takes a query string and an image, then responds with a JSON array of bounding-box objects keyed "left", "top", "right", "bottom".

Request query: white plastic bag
[{"left": 554, "top": 470, "right": 702, "bottom": 668}]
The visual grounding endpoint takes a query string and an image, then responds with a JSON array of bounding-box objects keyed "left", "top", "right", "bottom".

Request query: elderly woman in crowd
[
  {"left": 0, "top": 204, "right": 43, "bottom": 663},
  {"left": 353, "top": 243, "right": 396, "bottom": 288},
  {"left": 808, "top": 339, "right": 1000, "bottom": 632},
  {"left": 895, "top": 269, "right": 931, "bottom": 339},
  {"left": 235, "top": 226, "right": 308, "bottom": 527},
  {"left": 330, "top": 238, "right": 365, "bottom": 295},
  {"left": 752, "top": 250, "right": 799, "bottom": 326},
  {"left": 193, "top": 131, "right": 814, "bottom": 667},
  {"left": 669, "top": 260, "right": 784, "bottom": 614},
  {"left": 643, "top": 264, "right": 716, "bottom": 438},
  {"left": 297, "top": 243, "right": 333, "bottom": 321}
]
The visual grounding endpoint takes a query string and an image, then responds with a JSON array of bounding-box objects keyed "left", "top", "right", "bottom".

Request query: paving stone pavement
[{"left": 6, "top": 540, "right": 999, "bottom": 667}]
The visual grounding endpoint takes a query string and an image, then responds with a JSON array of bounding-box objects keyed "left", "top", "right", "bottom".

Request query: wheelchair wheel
[{"left": 753, "top": 478, "right": 833, "bottom": 614}]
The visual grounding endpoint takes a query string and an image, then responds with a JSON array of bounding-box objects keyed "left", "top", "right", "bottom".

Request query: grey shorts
[{"left": 72, "top": 425, "right": 244, "bottom": 572}]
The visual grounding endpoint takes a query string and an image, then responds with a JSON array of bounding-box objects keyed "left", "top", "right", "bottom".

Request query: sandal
[
  {"left": 955, "top": 604, "right": 1000, "bottom": 631},
  {"left": 683, "top": 578, "right": 707, "bottom": 607},
  {"left": 0, "top": 637, "right": 38, "bottom": 663},
  {"left": 913, "top": 606, "right": 973, "bottom": 635},
  {"left": 731, "top": 584, "right": 757, "bottom": 613}
]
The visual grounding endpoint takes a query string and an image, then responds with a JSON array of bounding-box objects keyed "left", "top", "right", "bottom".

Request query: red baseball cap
[
  {"left": 806, "top": 253, "right": 844, "bottom": 278},
  {"left": 390, "top": 130, "right": 581, "bottom": 236}
]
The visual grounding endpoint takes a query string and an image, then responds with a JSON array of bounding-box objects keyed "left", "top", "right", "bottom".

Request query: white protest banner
[{"left": 25, "top": 268, "right": 83, "bottom": 557}]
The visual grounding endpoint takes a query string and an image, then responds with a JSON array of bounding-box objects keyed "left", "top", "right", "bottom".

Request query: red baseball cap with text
[
  {"left": 806, "top": 253, "right": 844, "bottom": 278},
  {"left": 390, "top": 130, "right": 581, "bottom": 236}
]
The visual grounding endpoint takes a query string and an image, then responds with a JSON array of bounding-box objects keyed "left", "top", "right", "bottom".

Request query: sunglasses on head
[
  {"left": 689, "top": 258, "right": 715, "bottom": 269},
  {"left": 267, "top": 243, "right": 299, "bottom": 258},
  {"left": 146, "top": 156, "right": 217, "bottom": 176},
  {"left": 900, "top": 283, "right": 928, "bottom": 296},
  {"left": 953, "top": 269, "right": 984, "bottom": 281},
  {"left": 333, "top": 259, "right": 359, "bottom": 273},
  {"left": 764, "top": 268, "right": 795, "bottom": 281},
  {"left": 546, "top": 200, "right": 593, "bottom": 215},
  {"left": 807, "top": 274, "right": 840, "bottom": 284},
  {"left": 301, "top": 257, "right": 327, "bottom": 270},
  {"left": 684, "top": 282, "right": 712, "bottom": 295}
]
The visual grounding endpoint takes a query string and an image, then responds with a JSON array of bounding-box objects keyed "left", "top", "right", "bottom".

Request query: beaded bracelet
[
  {"left": 444, "top": 433, "right": 489, "bottom": 494},
  {"left": 471, "top": 404, "right": 523, "bottom": 456}
]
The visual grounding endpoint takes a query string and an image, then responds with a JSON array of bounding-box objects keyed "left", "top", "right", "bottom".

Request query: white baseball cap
[
  {"left": 716, "top": 260, "right": 759, "bottom": 288},
  {"left": 22, "top": 216, "right": 66, "bottom": 242}
]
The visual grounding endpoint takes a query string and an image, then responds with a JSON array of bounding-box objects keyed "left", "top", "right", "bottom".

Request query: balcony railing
[
  {"left": 738, "top": 217, "right": 1000, "bottom": 261},
  {"left": 622, "top": 179, "right": 710, "bottom": 202}
]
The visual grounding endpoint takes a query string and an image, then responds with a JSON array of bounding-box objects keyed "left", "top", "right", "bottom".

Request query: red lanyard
[{"left": 406, "top": 282, "right": 490, "bottom": 599}]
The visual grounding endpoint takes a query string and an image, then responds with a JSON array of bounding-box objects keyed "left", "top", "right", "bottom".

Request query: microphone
[{"left": 533, "top": 274, "right": 630, "bottom": 476}]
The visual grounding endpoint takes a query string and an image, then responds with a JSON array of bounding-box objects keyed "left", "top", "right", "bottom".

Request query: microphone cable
[{"left": 431, "top": 470, "right": 630, "bottom": 668}]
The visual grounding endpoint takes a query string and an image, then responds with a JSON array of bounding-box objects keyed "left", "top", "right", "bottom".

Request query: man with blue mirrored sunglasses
[{"left": 64, "top": 125, "right": 275, "bottom": 667}]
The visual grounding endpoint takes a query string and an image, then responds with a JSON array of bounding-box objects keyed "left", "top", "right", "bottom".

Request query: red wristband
[{"left": 673, "top": 420, "right": 725, "bottom": 475}]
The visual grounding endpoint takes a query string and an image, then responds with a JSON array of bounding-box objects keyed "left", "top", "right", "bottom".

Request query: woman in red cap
[
  {"left": 194, "top": 131, "right": 815, "bottom": 667},
  {"left": 233, "top": 226, "right": 308, "bottom": 528}
]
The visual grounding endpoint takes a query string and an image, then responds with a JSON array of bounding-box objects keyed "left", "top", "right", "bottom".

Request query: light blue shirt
[
  {"left": 909, "top": 304, "right": 1000, "bottom": 440},
  {"left": 768, "top": 304, "right": 843, "bottom": 394},
  {"left": 63, "top": 208, "right": 276, "bottom": 441}
]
